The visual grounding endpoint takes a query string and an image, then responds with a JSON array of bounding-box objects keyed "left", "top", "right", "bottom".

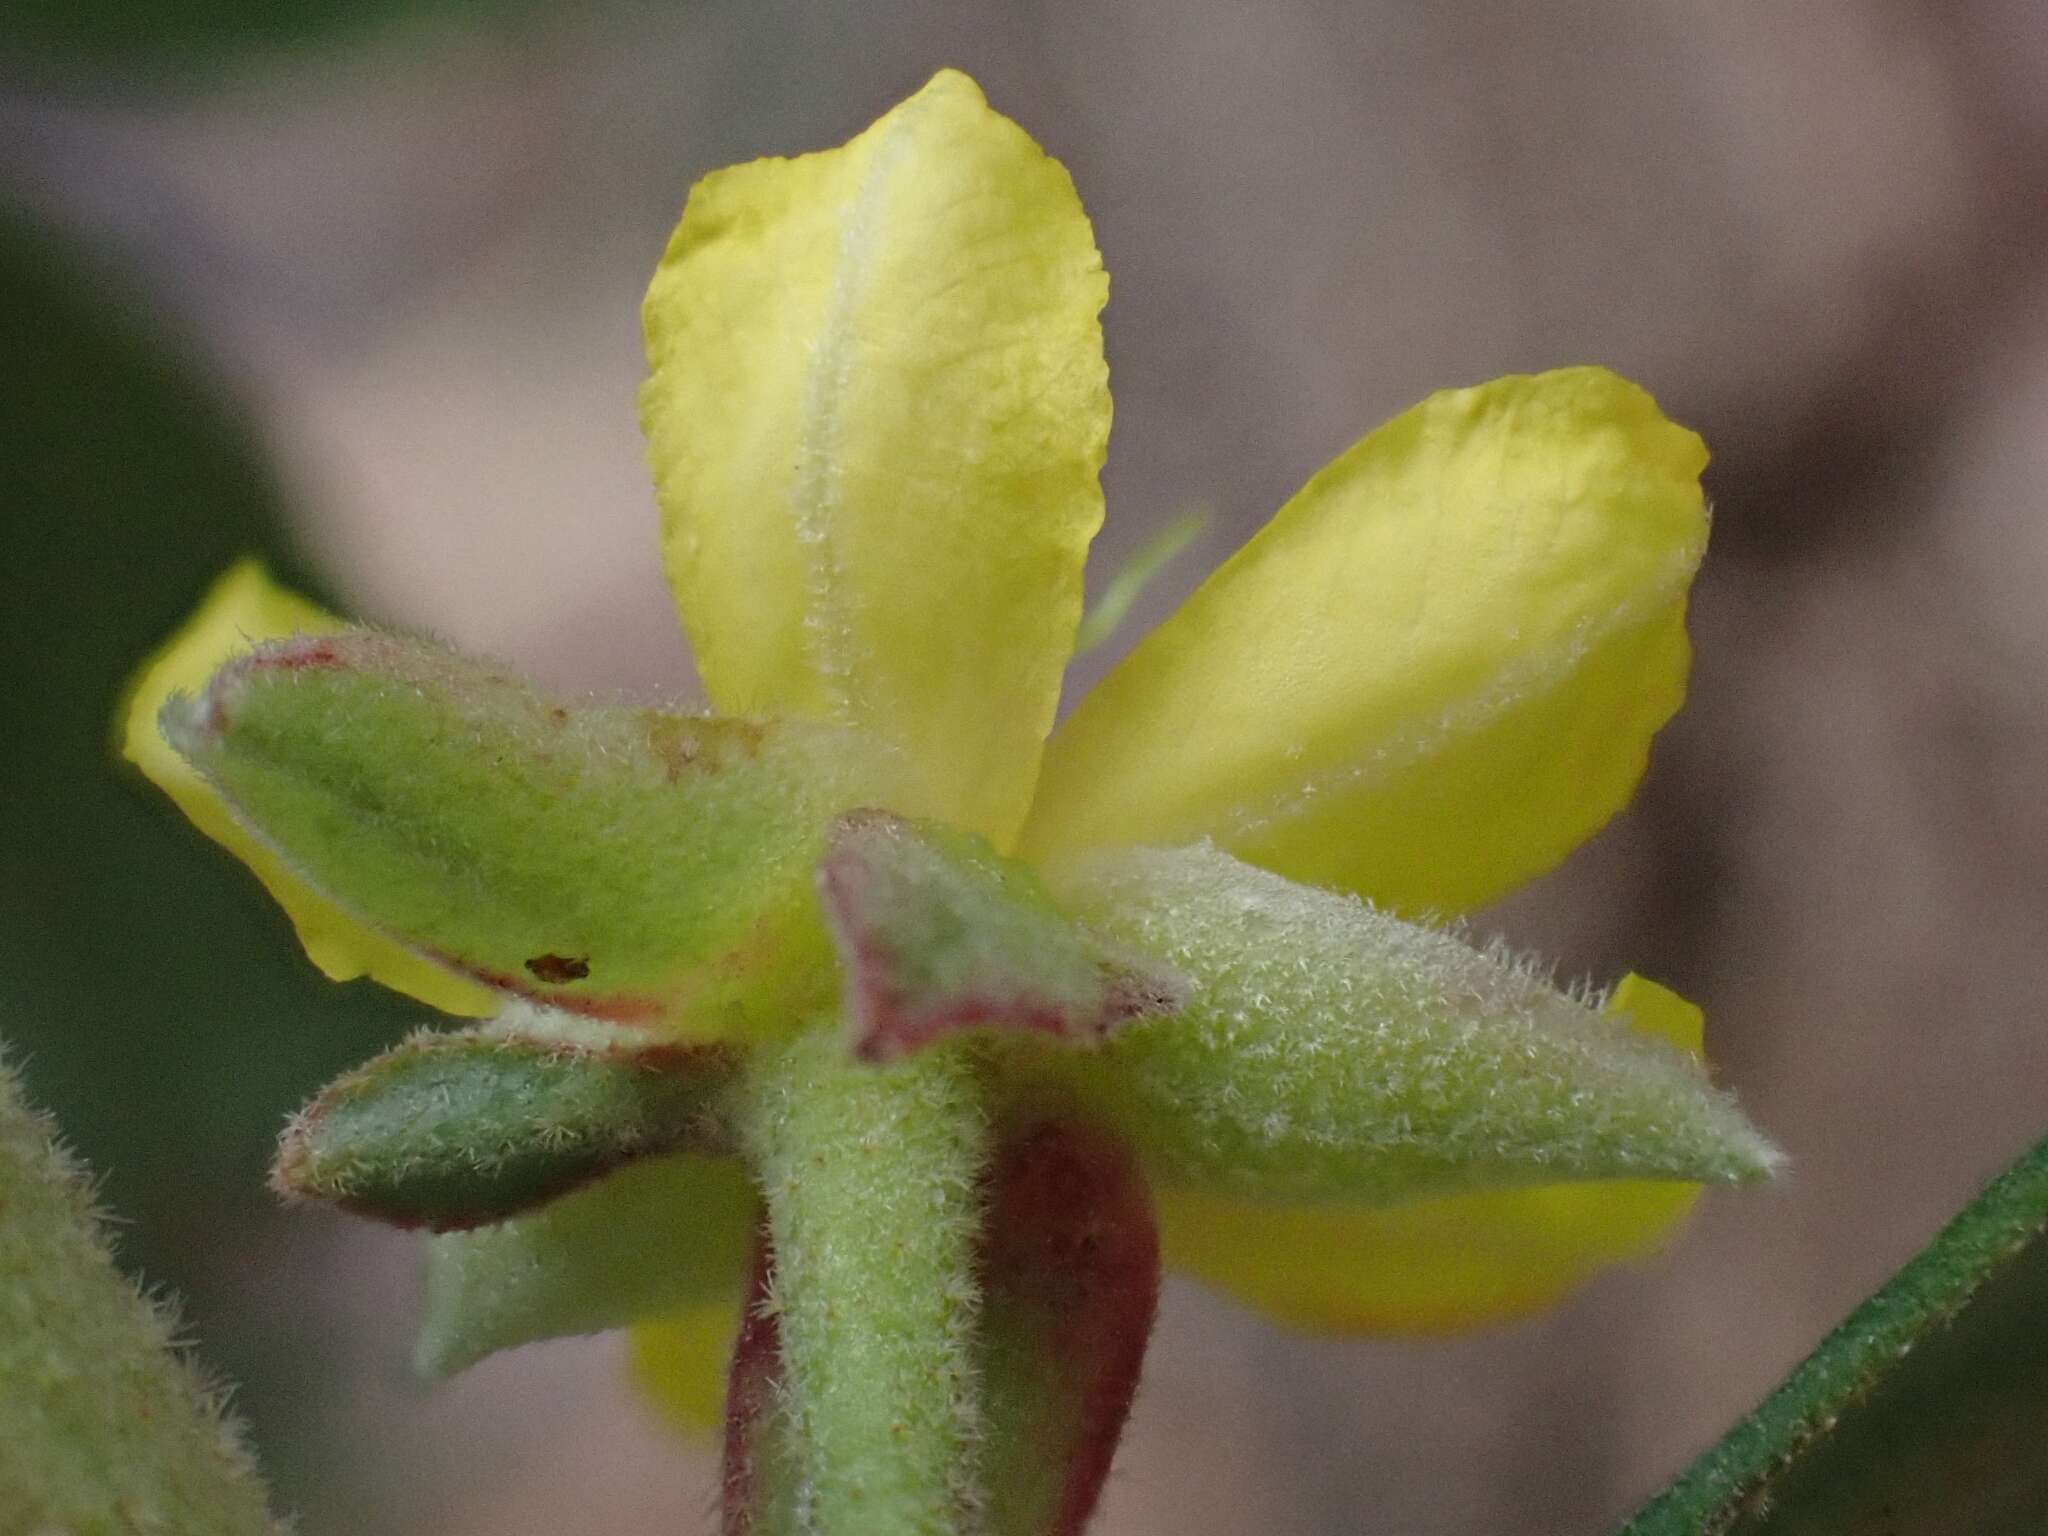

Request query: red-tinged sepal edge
[
  {"left": 720, "top": 1242, "right": 784, "bottom": 1536},
  {"left": 159, "top": 627, "right": 910, "bottom": 1035},
  {"left": 721, "top": 1115, "right": 1159, "bottom": 1536},
  {"left": 817, "top": 810, "right": 1187, "bottom": 1062}
]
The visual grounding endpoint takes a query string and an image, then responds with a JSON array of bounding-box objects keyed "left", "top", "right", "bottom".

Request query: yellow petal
[
  {"left": 1158, "top": 1179, "right": 1698, "bottom": 1334},
  {"left": 1155, "top": 975, "right": 1706, "bottom": 1333},
  {"left": 642, "top": 69, "right": 1111, "bottom": 848},
  {"left": 118, "top": 560, "right": 495, "bottom": 1017},
  {"left": 1607, "top": 971, "right": 1705, "bottom": 1055},
  {"left": 1023, "top": 368, "right": 1706, "bottom": 915},
  {"left": 629, "top": 1304, "right": 740, "bottom": 1433}
]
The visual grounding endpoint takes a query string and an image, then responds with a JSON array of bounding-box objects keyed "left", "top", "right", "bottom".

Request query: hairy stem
[{"left": 739, "top": 1027, "right": 990, "bottom": 1535}]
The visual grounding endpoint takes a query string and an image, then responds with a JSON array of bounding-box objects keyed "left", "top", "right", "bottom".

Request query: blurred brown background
[{"left": 4, "top": 2, "right": 2047, "bottom": 1532}]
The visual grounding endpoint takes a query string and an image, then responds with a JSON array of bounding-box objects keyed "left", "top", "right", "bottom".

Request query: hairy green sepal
[
  {"left": 274, "top": 1020, "right": 738, "bottom": 1229},
  {"left": 1622, "top": 1127, "right": 2048, "bottom": 1535},
  {"left": 163, "top": 628, "right": 908, "bottom": 1032},
  {"left": 417, "top": 1151, "right": 758, "bottom": 1377},
  {"left": 1049, "top": 844, "right": 1781, "bottom": 1205},
  {"left": 0, "top": 1046, "right": 279, "bottom": 1532}
]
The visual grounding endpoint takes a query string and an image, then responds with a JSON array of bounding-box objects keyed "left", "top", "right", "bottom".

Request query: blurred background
[{"left": 4, "top": 2, "right": 2046, "bottom": 1531}]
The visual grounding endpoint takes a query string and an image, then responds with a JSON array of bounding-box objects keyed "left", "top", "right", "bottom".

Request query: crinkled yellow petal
[
  {"left": 118, "top": 560, "right": 495, "bottom": 1017},
  {"left": 641, "top": 69, "right": 1110, "bottom": 848},
  {"left": 1158, "top": 975, "right": 1708, "bottom": 1333},
  {"left": 629, "top": 1304, "right": 740, "bottom": 1433},
  {"left": 1023, "top": 369, "right": 1707, "bottom": 915}
]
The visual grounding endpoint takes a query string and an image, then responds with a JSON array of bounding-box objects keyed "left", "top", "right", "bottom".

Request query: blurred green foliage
[
  {"left": 0, "top": 208, "right": 435, "bottom": 1453},
  {"left": 0, "top": 1056, "right": 281, "bottom": 1533},
  {"left": 0, "top": 0, "right": 522, "bottom": 69}
]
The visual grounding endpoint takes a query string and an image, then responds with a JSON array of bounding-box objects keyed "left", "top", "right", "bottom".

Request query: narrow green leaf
[
  {"left": 417, "top": 1151, "right": 758, "bottom": 1378},
  {"left": 819, "top": 810, "right": 1185, "bottom": 1061},
  {"left": 163, "top": 628, "right": 909, "bottom": 1034},
  {"left": 273, "top": 1019, "right": 737, "bottom": 1230},
  {"left": 1621, "top": 1129, "right": 2048, "bottom": 1535},
  {"left": 0, "top": 1044, "right": 279, "bottom": 1533},
  {"left": 1048, "top": 843, "right": 1780, "bottom": 1205},
  {"left": 1071, "top": 505, "right": 1210, "bottom": 658}
]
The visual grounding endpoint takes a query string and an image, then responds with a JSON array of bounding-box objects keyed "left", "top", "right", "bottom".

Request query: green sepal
[
  {"left": 819, "top": 810, "right": 1185, "bottom": 1061},
  {"left": 1047, "top": 843, "right": 1780, "bottom": 1205},
  {"left": 162, "top": 628, "right": 910, "bottom": 1033},
  {"left": 1621, "top": 1127, "right": 2048, "bottom": 1535},
  {"left": 416, "top": 1151, "right": 758, "bottom": 1378},
  {"left": 273, "top": 1019, "right": 737, "bottom": 1230}
]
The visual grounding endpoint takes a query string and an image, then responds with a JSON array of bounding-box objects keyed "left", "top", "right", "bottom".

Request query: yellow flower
[
  {"left": 643, "top": 66, "right": 1727, "bottom": 1338},
  {"left": 123, "top": 68, "right": 1772, "bottom": 1512}
]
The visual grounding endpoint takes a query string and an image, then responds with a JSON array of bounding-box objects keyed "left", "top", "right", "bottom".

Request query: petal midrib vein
[{"left": 788, "top": 97, "right": 930, "bottom": 719}]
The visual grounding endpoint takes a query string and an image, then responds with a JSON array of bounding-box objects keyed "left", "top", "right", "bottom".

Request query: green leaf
[
  {"left": 1047, "top": 843, "right": 1780, "bottom": 1205},
  {"left": 1621, "top": 1129, "right": 2048, "bottom": 1535},
  {"left": 818, "top": 811, "right": 1185, "bottom": 1061},
  {"left": 416, "top": 1150, "right": 757, "bottom": 1378},
  {"left": 273, "top": 1015, "right": 738, "bottom": 1229},
  {"left": 164, "top": 628, "right": 910, "bottom": 1034},
  {"left": 1071, "top": 505, "right": 1209, "bottom": 658},
  {"left": 0, "top": 1043, "right": 279, "bottom": 1533}
]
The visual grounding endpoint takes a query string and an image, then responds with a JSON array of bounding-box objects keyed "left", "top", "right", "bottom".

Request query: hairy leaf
[{"left": 0, "top": 1047, "right": 279, "bottom": 1532}]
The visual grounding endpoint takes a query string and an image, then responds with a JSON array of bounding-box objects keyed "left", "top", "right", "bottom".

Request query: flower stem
[{"left": 740, "top": 1026, "right": 990, "bottom": 1536}]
